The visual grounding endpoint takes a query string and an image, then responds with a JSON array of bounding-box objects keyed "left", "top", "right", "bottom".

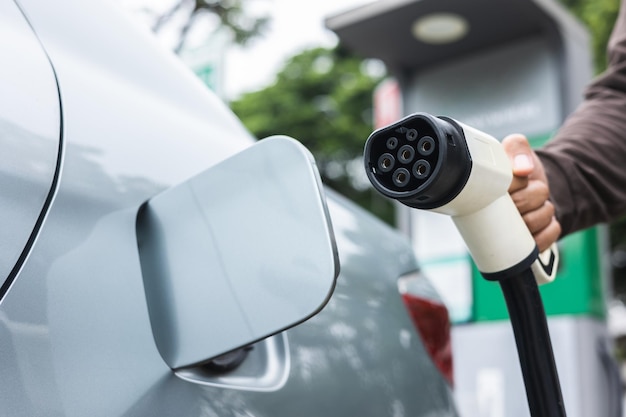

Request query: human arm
[{"left": 506, "top": 0, "right": 626, "bottom": 241}]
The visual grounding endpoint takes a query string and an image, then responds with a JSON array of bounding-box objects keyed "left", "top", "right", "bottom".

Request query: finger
[
  {"left": 502, "top": 134, "right": 534, "bottom": 177},
  {"left": 510, "top": 180, "right": 550, "bottom": 214},
  {"left": 509, "top": 174, "right": 529, "bottom": 193},
  {"left": 521, "top": 201, "right": 555, "bottom": 234},
  {"left": 534, "top": 218, "right": 562, "bottom": 253}
]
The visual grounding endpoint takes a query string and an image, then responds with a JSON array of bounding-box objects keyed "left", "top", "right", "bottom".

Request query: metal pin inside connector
[
  {"left": 378, "top": 153, "right": 395, "bottom": 173},
  {"left": 413, "top": 160, "right": 431, "bottom": 179},
  {"left": 406, "top": 129, "right": 418, "bottom": 141},
  {"left": 393, "top": 168, "right": 410, "bottom": 187},
  {"left": 418, "top": 136, "right": 435, "bottom": 156},
  {"left": 398, "top": 145, "right": 415, "bottom": 164}
]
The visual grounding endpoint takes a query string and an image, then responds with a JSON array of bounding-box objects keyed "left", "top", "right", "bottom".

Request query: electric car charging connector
[{"left": 364, "top": 112, "right": 565, "bottom": 417}]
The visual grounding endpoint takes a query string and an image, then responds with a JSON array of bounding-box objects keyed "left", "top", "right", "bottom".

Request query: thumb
[{"left": 502, "top": 134, "right": 534, "bottom": 177}]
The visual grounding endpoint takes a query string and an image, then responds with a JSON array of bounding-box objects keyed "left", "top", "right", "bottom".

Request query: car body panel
[
  {"left": 0, "top": 0, "right": 459, "bottom": 415},
  {"left": 0, "top": 0, "right": 60, "bottom": 296}
]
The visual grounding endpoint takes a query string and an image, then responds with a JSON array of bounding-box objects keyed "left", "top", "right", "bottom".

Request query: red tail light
[{"left": 401, "top": 291, "right": 454, "bottom": 386}]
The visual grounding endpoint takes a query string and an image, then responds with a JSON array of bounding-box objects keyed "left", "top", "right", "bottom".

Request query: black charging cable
[{"left": 500, "top": 269, "right": 567, "bottom": 417}]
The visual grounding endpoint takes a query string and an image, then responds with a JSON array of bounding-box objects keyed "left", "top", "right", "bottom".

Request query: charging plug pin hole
[
  {"left": 393, "top": 168, "right": 410, "bottom": 187},
  {"left": 418, "top": 136, "right": 435, "bottom": 156},
  {"left": 398, "top": 145, "right": 415, "bottom": 164},
  {"left": 413, "top": 160, "right": 431, "bottom": 179},
  {"left": 377, "top": 153, "right": 395, "bottom": 173}
]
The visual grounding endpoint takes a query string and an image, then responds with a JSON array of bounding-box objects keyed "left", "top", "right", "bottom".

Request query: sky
[
  {"left": 223, "top": 0, "right": 372, "bottom": 98},
  {"left": 118, "top": 0, "right": 374, "bottom": 99}
]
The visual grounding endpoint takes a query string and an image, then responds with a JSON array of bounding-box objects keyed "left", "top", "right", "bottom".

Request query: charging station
[{"left": 327, "top": 1, "right": 620, "bottom": 416}]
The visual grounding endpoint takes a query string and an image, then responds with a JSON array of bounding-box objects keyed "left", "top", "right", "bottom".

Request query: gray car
[{"left": 0, "top": 0, "right": 458, "bottom": 415}]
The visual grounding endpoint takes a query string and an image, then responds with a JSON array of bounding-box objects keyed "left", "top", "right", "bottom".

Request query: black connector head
[{"left": 364, "top": 113, "right": 472, "bottom": 210}]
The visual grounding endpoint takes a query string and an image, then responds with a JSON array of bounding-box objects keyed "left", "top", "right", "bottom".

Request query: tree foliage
[
  {"left": 230, "top": 47, "right": 395, "bottom": 224},
  {"left": 152, "top": 0, "right": 270, "bottom": 52},
  {"left": 558, "top": 0, "right": 620, "bottom": 73}
]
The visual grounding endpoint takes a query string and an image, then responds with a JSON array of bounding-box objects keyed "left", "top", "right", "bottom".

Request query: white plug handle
[
  {"left": 452, "top": 195, "right": 559, "bottom": 285},
  {"left": 451, "top": 194, "right": 536, "bottom": 275}
]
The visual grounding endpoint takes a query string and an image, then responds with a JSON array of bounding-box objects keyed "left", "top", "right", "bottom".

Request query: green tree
[
  {"left": 230, "top": 47, "right": 395, "bottom": 224},
  {"left": 558, "top": 0, "right": 620, "bottom": 73}
]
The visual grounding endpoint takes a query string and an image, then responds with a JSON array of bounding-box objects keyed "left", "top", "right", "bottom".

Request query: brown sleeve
[{"left": 536, "top": 0, "right": 626, "bottom": 236}]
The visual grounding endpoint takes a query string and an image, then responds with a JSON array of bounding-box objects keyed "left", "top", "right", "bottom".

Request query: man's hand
[{"left": 502, "top": 134, "right": 561, "bottom": 252}]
